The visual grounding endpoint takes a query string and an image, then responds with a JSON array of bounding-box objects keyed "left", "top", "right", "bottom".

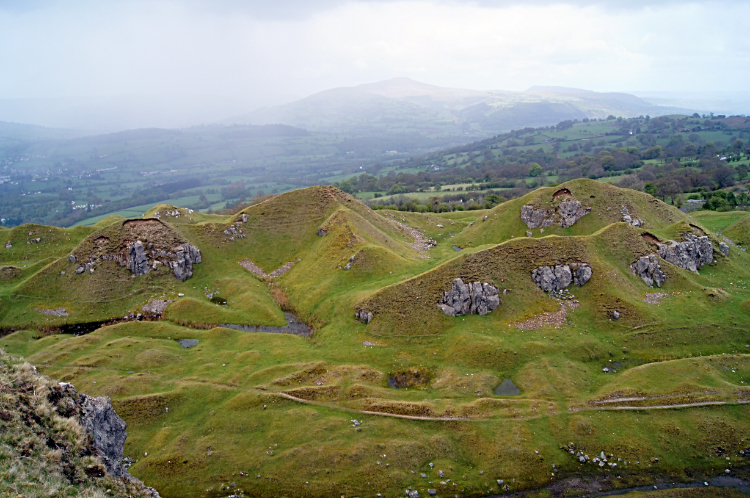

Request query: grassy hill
[{"left": 1, "top": 183, "right": 750, "bottom": 497}]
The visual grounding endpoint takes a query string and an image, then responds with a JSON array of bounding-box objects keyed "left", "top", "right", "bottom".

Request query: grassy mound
[
  {"left": 451, "top": 178, "right": 696, "bottom": 248},
  {"left": 724, "top": 214, "right": 750, "bottom": 246}
]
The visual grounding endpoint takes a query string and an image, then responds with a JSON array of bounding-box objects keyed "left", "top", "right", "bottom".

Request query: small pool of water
[
  {"left": 220, "top": 312, "right": 313, "bottom": 337},
  {"left": 177, "top": 339, "right": 199, "bottom": 348},
  {"left": 494, "top": 378, "right": 521, "bottom": 396}
]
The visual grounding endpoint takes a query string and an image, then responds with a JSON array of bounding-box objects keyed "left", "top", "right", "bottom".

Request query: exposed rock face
[
  {"left": 438, "top": 278, "right": 500, "bottom": 316},
  {"left": 658, "top": 234, "right": 713, "bottom": 273},
  {"left": 630, "top": 254, "right": 667, "bottom": 287},
  {"left": 79, "top": 393, "right": 127, "bottom": 478},
  {"left": 170, "top": 243, "right": 201, "bottom": 281},
  {"left": 520, "top": 205, "right": 554, "bottom": 229},
  {"left": 521, "top": 197, "right": 591, "bottom": 229},
  {"left": 558, "top": 198, "right": 591, "bottom": 228},
  {"left": 127, "top": 241, "right": 149, "bottom": 276},
  {"left": 355, "top": 309, "right": 374, "bottom": 324},
  {"left": 531, "top": 263, "right": 592, "bottom": 292},
  {"left": 720, "top": 242, "right": 729, "bottom": 257}
]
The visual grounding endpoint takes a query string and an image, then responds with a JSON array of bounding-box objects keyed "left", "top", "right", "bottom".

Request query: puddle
[
  {"left": 452, "top": 246, "right": 463, "bottom": 252},
  {"left": 220, "top": 312, "right": 313, "bottom": 337},
  {"left": 210, "top": 296, "right": 227, "bottom": 305},
  {"left": 177, "top": 339, "right": 199, "bottom": 348},
  {"left": 494, "top": 378, "right": 521, "bottom": 396}
]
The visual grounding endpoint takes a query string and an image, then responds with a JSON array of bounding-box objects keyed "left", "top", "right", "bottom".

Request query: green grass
[{"left": 2, "top": 181, "right": 750, "bottom": 497}]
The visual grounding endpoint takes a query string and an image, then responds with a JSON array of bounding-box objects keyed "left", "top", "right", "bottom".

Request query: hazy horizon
[{"left": 1, "top": 0, "right": 749, "bottom": 131}]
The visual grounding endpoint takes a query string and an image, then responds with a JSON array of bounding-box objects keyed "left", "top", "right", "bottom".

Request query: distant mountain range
[{"left": 225, "top": 77, "right": 696, "bottom": 135}]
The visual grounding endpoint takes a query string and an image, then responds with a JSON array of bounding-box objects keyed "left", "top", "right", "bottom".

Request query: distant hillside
[{"left": 227, "top": 77, "right": 693, "bottom": 134}]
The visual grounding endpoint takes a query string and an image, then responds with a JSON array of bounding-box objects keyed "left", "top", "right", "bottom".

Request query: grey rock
[
  {"left": 630, "top": 254, "right": 667, "bottom": 287},
  {"left": 439, "top": 278, "right": 500, "bottom": 316},
  {"left": 521, "top": 205, "right": 554, "bottom": 229},
  {"left": 241, "top": 213, "right": 248, "bottom": 223},
  {"left": 69, "top": 255, "right": 76, "bottom": 263},
  {"left": 4, "top": 241, "right": 10, "bottom": 249},
  {"left": 658, "top": 234, "right": 713, "bottom": 273},
  {"left": 720, "top": 242, "right": 729, "bottom": 257},
  {"left": 532, "top": 263, "right": 591, "bottom": 292},
  {"left": 610, "top": 310, "right": 620, "bottom": 320},
  {"left": 170, "top": 243, "right": 201, "bottom": 281},
  {"left": 408, "top": 491, "right": 419, "bottom": 498},
  {"left": 439, "top": 470, "right": 444, "bottom": 478},
  {"left": 355, "top": 309, "right": 374, "bottom": 324},
  {"left": 521, "top": 198, "right": 590, "bottom": 230},
  {"left": 343, "top": 263, "right": 352, "bottom": 270},
  {"left": 526, "top": 231, "right": 533, "bottom": 237},
  {"left": 558, "top": 198, "right": 591, "bottom": 228},
  {"left": 127, "top": 240, "right": 149, "bottom": 276},
  {"left": 428, "top": 490, "right": 437, "bottom": 496},
  {"left": 622, "top": 214, "right": 644, "bottom": 227},
  {"left": 75, "top": 266, "right": 85, "bottom": 274},
  {"left": 79, "top": 393, "right": 127, "bottom": 477},
  {"left": 317, "top": 228, "right": 327, "bottom": 236},
  {"left": 349, "top": 255, "right": 355, "bottom": 262}
]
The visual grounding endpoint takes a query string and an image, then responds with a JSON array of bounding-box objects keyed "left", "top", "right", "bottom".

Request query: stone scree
[
  {"left": 531, "top": 263, "right": 592, "bottom": 292},
  {"left": 657, "top": 234, "right": 713, "bottom": 273},
  {"left": 621, "top": 206, "right": 644, "bottom": 227},
  {"left": 438, "top": 278, "right": 500, "bottom": 316},
  {"left": 521, "top": 197, "right": 591, "bottom": 230},
  {"left": 630, "top": 254, "right": 667, "bottom": 288}
]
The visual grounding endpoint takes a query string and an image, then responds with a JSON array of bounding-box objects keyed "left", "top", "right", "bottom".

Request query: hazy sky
[{"left": 1, "top": 0, "right": 748, "bottom": 103}]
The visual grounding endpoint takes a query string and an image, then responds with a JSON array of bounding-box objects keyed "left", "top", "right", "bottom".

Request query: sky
[{"left": 0, "top": 0, "right": 748, "bottom": 128}]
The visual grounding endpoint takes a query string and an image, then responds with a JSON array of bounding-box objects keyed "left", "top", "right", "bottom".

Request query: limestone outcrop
[
  {"left": 127, "top": 241, "right": 149, "bottom": 276},
  {"left": 79, "top": 393, "right": 128, "bottom": 478},
  {"left": 437, "top": 278, "right": 500, "bottom": 316},
  {"left": 170, "top": 243, "right": 201, "bottom": 281},
  {"left": 355, "top": 309, "right": 374, "bottom": 324},
  {"left": 531, "top": 263, "right": 592, "bottom": 292},
  {"left": 520, "top": 205, "right": 554, "bottom": 229},
  {"left": 630, "top": 254, "right": 667, "bottom": 287},
  {"left": 123, "top": 241, "right": 201, "bottom": 281},
  {"left": 720, "top": 242, "right": 729, "bottom": 257},
  {"left": 657, "top": 234, "right": 713, "bottom": 273},
  {"left": 521, "top": 197, "right": 591, "bottom": 230}
]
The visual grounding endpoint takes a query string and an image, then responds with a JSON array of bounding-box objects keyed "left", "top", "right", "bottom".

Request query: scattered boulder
[
  {"left": 526, "top": 231, "right": 533, "bottom": 237},
  {"left": 630, "top": 254, "right": 667, "bottom": 287},
  {"left": 355, "top": 309, "right": 374, "bottom": 324},
  {"left": 610, "top": 310, "right": 620, "bottom": 320},
  {"left": 241, "top": 213, "right": 248, "bottom": 223},
  {"left": 621, "top": 206, "right": 644, "bottom": 227},
  {"left": 532, "top": 263, "right": 592, "bottom": 292},
  {"left": 720, "top": 242, "right": 729, "bottom": 257},
  {"left": 69, "top": 255, "right": 76, "bottom": 263},
  {"left": 658, "top": 234, "right": 713, "bottom": 273},
  {"left": 438, "top": 278, "right": 500, "bottom": 316},
  {"left": 317, "top": 228, "right": 327, "bottom": 236}
]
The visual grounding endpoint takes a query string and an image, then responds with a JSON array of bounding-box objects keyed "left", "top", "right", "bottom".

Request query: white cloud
[{"left": 0, "top": 0, "right": 748, "bottom": 101}]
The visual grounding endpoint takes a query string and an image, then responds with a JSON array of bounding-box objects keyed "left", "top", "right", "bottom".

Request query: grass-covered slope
[
  {"left": 2, "top": 183, "right": 750, "bottom": 498},
  {"left": 724, "top": 214, "right": 750, "bottom": 246}
]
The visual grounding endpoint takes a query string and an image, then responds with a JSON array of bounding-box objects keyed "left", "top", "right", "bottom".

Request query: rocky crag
[
  {"left": 437, "top": 278, "right": 500, "bottom": 316},
  {"left": 631, "top": 254, "right": 668, "bottom": 288},
  {"left": 521, "top": 197, "right": 591, "bottom": 229},
  {"left": 126, "top": 241, "right": 201, "bottom": 281},
  {"left": 657, "top": 234, "right": 713, "bottom": 273},
  {"left": 532, "top": 263, "right": 592, "bottom": 292}
]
